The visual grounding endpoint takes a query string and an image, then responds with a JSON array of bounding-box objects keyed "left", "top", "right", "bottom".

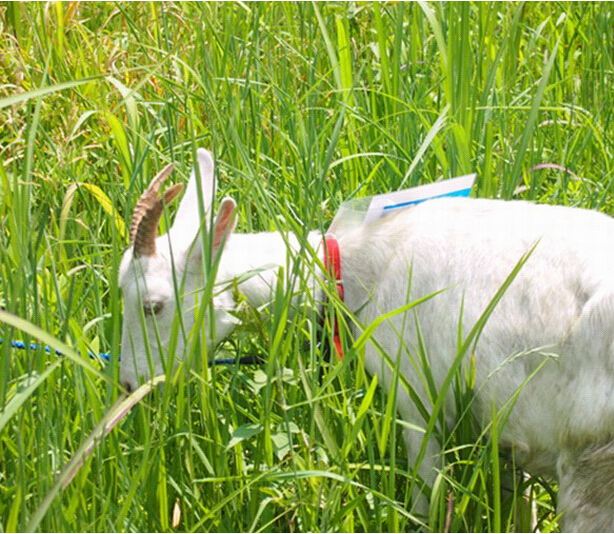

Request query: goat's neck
[{"left": 219, "top": 230, "right": 323, "bottom": 310}]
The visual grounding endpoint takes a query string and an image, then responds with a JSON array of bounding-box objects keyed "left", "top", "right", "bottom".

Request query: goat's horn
[
  {"left": 129, "top": 163, "right": 175, "bottom": 244},
  {"left": 130, "top": 163, "right": 182, "bottom": 258}
]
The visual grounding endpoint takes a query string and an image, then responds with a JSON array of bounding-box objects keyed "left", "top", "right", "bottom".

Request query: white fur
[{"left": 119, "top": 150, "right": 614, "bottom": 531}]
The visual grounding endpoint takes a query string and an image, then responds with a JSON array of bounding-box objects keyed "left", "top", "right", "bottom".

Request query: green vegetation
[{"left": 1, "top": 2, "right": 612, "bottom": 531}]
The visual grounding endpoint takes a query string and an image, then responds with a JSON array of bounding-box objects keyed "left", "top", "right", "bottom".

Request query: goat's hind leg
[{"left": 557, "top": 443, "right": 614, "bottom": 532}]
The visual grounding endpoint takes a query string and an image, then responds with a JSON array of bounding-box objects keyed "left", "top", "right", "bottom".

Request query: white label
[{"left": 362, "top": 174, "right": 476, "bottom": 224}]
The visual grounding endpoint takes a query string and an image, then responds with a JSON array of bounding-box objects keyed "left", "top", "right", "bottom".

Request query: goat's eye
[{"left": 143, "top": 301, "right": 164, "bottom": 316}]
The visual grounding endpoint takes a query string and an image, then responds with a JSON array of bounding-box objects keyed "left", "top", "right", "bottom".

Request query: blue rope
[{"left": 0, "top": 337, "right": 261, "bottom": 367}]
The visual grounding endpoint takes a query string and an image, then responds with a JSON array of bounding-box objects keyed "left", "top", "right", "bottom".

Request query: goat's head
[{"left": 119, "top": 149, "right": 237, "bottom": 392}]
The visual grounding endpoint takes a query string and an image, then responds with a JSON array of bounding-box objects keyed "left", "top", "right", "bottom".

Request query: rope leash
[{"left": 0, "top": 338, "right": 262, "bottom": 367}]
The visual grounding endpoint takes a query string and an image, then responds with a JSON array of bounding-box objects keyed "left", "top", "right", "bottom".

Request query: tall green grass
[{"left": 1, "top": 2, "right": 613, "bottom": 531}]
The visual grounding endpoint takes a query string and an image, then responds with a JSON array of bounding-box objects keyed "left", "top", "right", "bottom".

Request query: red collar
[{"left": 323, "top": 235, "right": 344, "bottom": 359}]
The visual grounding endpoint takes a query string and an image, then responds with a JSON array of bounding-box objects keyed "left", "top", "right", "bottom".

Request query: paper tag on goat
[{"left": 329, "top": 174, "right": 476, "bottom": 236}]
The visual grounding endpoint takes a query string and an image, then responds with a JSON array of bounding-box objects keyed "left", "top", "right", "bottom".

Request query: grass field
[{"left": 1, "top": 2, "right": 614, "bottom": 532}]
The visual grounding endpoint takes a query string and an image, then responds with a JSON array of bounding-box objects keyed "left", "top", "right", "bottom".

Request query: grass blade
[{"left": 27, "top": 376, "right": 165, "bottom": 532}]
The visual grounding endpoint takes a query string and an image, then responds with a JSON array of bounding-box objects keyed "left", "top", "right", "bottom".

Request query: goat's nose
[{"left": 122, "top": 380, "right": 134, "bottom": 393}]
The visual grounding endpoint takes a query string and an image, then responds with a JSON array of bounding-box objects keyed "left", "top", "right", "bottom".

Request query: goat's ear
[
  {"left": 212, "top": 197, "right": 237, "bottom": 251},
  {"left": 168, "top": 148, "right": 215, "bottom": 251}
]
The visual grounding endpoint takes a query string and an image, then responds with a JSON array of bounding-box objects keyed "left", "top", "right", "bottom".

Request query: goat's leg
[
  {"left": 557, "top": 443, "right": 614, "bottom": 532},
  {"left": 500, "top": 468, "right": 538, "bottom": 533},
  {"left": 403, "top": 426, "right": 442, "bottom": 520}
]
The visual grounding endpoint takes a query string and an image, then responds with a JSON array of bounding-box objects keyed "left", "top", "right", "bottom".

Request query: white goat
[{"left": 120, "top": 149, "right": 614, "bottom": 531}]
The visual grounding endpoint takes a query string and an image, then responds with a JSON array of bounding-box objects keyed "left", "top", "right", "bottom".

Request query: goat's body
[
  {"left": 216, "top": 197, "right": 614, "bottom": 530},
  {"left": 338, "top": 197, "right": 614, "bottom": 531}
]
